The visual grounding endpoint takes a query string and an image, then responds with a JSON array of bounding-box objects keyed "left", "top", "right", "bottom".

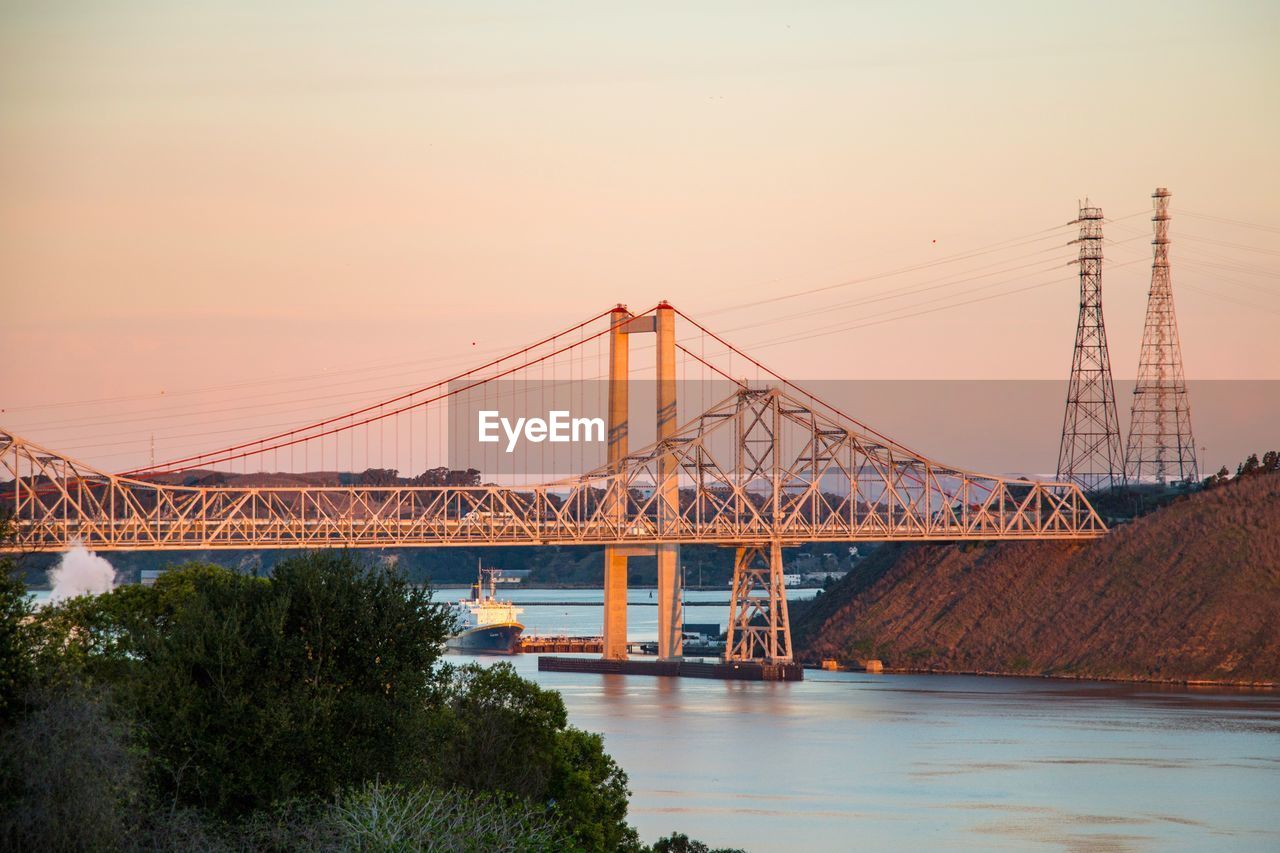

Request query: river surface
[
  {"left": 448, "top": 588, "right": 1280, "bottom": 852},
  {"left": 29, "top": 585, "right": 1280, "bottom": 849}
]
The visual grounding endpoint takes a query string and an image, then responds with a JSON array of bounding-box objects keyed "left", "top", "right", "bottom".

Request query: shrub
[
  {"left": 10, "top": 552, "right": 655, "bottom": 851},
  {"left": 0, "top": 565, "right": 35, "bottom": 727},
  {"left": 433, "top": 662, "right": 638, "bottom": 851},
  {"left": 0, "top": 684, "right": 142, "bottom": 852},
  {"left": 129, "top": 552, "right": 453, "bottom": 814},
  {"left": 327, "top": 782, "right": 567, "bottom": 852},
  {"left": 31, "top": 552, "right": 454, "bottom": 816},
  {"left": 651, "top": 832, "right": 746, "bottom": 853}
]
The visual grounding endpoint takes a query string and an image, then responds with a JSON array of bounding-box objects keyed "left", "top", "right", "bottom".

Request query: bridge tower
[
  {"left": 1057, "top": 201, "right": 1125, "bottom": 492},
  {"left": 601, "top": 302, "right": 683, "bottom": 661},
  {"left": 725, "top": 542, "right": 793, "bottom": 663},
  {"left": 602, "top": 305, "right": 631, "bottom": 660},
  {"left": 654, "top": 302, "right": 682, "bottom": 661},
  {"left": 1125, "top": 188, "right": 1198, "bottom": 485}
]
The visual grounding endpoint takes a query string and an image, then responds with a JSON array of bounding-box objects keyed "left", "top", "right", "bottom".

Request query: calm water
[
  {"left": 452, "top": 588, "right": 1280, "bottom": 852},
  {"left": 32, "top": 586, "right": 1280, "bottom": 850},
  {"left": 440, "top": 585, "right": 819, "bottom": 641}
]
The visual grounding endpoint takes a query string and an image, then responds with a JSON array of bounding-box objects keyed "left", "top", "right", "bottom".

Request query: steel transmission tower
[
  {"left": 1125, "top": 188, "right": 1198, "bottom": 484},
  {"left": 1057, "top": 202, "right": 1125, "bottom": 492}
]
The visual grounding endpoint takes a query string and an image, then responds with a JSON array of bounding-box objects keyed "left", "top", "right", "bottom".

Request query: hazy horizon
[{"left": 3, "top": 1, "right": 1277, "bottom": 472}]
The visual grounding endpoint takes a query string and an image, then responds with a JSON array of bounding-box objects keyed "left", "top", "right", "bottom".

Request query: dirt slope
[{"left": 793, "top": 472, "right": 1280, "bottom": 684}]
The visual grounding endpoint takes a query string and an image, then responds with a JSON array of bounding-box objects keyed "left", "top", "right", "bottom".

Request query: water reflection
[{"left": 450, "top": 590, "right": 1280, "bottom": 851}]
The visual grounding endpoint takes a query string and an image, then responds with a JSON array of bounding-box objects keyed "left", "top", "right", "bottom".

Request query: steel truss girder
[
  {"left": 724, "top": 541, "right": 793, "bottom": 663},
  {"left": 0, "top": 388, "right": 1105, "bottom": 552}
]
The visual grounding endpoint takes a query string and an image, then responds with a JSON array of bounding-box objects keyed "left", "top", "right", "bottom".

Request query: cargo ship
[{"left": 445, "top": 564, "right": 525, "bottom": 654}]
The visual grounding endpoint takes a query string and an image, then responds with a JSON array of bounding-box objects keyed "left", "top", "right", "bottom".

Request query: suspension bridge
[{"left": 0, "top": 302, "right": 1105, "bottom": 666}]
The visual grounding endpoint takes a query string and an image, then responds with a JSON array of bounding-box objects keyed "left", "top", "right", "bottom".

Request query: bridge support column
[
  {"left": 603, "top": 547, "right": 629, "bottom": 660},
  {"left": 603, "top": 305, "right": 631, "bottom": 660},
  {"left": 655, "top": 301, "right": 682, "bottom": 660},
  {"left": 724, "top": 542, "right": 793, "bottom": 663}
]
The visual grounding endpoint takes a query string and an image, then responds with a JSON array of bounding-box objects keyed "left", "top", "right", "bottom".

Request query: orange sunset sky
[{"left": 2, "top": 1, "right": 1277, "bottom": 472}]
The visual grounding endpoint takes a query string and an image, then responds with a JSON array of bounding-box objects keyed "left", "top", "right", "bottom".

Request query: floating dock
[{"left": 537, "top": 655, "right": 804, "bottom": 682}]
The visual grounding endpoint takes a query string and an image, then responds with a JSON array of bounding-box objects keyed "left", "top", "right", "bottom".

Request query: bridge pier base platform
[{"left": 537, "top": 655, "right": 803, "bottom": 682}]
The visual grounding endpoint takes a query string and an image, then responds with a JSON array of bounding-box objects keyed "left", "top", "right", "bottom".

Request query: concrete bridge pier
[
  {"left": 603, "top": 305, "right": 631, "bottom": 660},
  {"left": 602, "top": 301, "right": 683, "bottom": 661},
  {"left": 655, "top": 302, "right": 682, "bottom": 661}
]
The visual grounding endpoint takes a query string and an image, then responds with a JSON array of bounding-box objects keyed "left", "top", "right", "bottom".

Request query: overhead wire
[
  {"left": 744, "top": 258, "right": 1147, "bottom": 353},
  {"left": 1180, "top": 209, "right": 1280, "bottom": 235},
  {"left": 23, "top": 204, "right": 1273, "bottom": 475},
  {"left": 717, "top": 242, "right": 1078, "bottom": 337},
  {"left": 4, "top": 341, "right": 513, "bottom": 415},
  {"left": 126, "top": 306, "right": 658, "bottom": 476},
  {"left": 697, "top": 220, "right": 1080, "bottom": 318}
]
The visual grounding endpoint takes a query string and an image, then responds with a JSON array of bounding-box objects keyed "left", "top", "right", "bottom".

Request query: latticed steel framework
[
  {"left": 1125, "top": 188, "right": 1198, "bottom": 484},
  {"left": 1, "top": 388, "right": 1104, "bottom": 554},
  {"left": 2, "top": 303, "right": 1111, "bottom": 666},
  {"left": 725, "top": 542, "right": 793, "bottom": 662},
  {"left": 1057, "top": 202, "right": 1125, "bottom": 492}
]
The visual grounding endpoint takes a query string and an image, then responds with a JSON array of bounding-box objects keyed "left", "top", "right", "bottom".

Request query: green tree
[
  {"left": 0, "top": 684, "right": 142, "bottom": 852},
  {"left": 547, "top": 727, "right": 637, "bottom": 852},
  {"left": 1203, "top": 465, "right": 1231, "bottom": 489},
  {"left": 650, "top": 832, "right": 746, "bottom": 853},
  {"left": 17, "top": 550, "right": 659, "bottom": 849},
  {"left": 0, "top": 514, "right": 36, "bottom": 728},
  {"left": 433, "top": 662, "right": 568, "bottom": 796},
  {"left": 29, "top": 581, "right": 159, "bottom": 687},
  {"left": 61, "top": 551, "right": 455, "bottom": 816},
  {"left": 0, "top": 569, "right": 34, "bottom": 729},
  {"left": 434, "top": 662, "right": 638, "bottom": 852}
]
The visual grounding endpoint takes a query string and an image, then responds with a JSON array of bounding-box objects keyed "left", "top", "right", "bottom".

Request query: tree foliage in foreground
[
  {"left": 433, "top": 662, "right": 637, "bottom": 851},
  {"left": 651, "top": 832, "right": 748, "bottom": 853},
  {"left": 155, "top": 553, "right": 455, "bottom": 813},
  {"left": 0, "top": 566, "right": 35, "bottom": 729},
  {"left": 38, "top": 551, "right": 453, "bottom": 814},
  {"left": 0, "top": 683, "right": 141, "bottom": 851},
  {"left": 3, "top": 550, "right": 688, "bottom": 851}
]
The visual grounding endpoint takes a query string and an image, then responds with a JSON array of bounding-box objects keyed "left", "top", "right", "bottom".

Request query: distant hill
[{"left": 793, "top": 470, "right": 1280, "bottom": 685}]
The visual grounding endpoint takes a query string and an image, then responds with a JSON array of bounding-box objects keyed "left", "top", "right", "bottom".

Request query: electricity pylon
[
  {"left": 1125, "top": 188, "right": 1198, "bottom": 485},
  {"left": 1057, "top": 201, "right": 1126, "bottom": 492}
]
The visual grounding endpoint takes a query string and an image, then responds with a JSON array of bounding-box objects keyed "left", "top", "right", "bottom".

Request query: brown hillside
[{"left": 793, "top": 472, "right": 1280, "bottom": 684}]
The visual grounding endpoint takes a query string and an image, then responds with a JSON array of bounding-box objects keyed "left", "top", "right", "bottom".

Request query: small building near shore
[{"left": 802, "top": 570, "right": 848, "bottom": 584}]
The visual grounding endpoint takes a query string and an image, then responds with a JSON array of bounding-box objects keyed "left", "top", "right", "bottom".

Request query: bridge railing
[{"left": 0, "top": 388, "right": 1104, "bottom": 552}]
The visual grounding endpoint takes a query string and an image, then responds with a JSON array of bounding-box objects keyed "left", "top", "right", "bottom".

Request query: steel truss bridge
[{"left": 1, "top": 304, "right": 1105, "bottom": 665}]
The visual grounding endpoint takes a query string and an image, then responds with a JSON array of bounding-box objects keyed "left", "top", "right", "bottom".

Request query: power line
[
  {"left": 1180, "top": 233, "right": 1280, "bottom": 257},
  {"left": 744, "top": 258, "right": 1073, "bottom": 347},
  {"left": 1180, "top": 209, "right": 1280, "bottom": 235},
  {"left": 127, "top": 306, "right": 658, "bottom": 476},
  {"left": 735, "top": 258, "right": 1141, "bottom": 353},
  {"left": 1181, "top": 282, "right": 1280, "bottom": 316},
  {"left": 719, "top": 247, "right": 1073, "bottom": 337},
  {"left": 699, "top": 222, "right": 1077, "bottom": 318},
  {"left": 3, "top": 342, "right": 512, "bottom": 414}
]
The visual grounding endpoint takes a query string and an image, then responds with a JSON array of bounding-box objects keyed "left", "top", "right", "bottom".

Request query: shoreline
[{"left": 831, "top": 663, "right": 1279, "bottom": 690}]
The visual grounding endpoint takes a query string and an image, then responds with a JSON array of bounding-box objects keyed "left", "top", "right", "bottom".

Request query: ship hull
[{"left": 446, "top": 622, "right": 524, "bottom": 655}]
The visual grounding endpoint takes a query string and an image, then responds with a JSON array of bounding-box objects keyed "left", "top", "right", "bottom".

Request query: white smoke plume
[{"left": 48, "top": 541, "right": 117, "bottom": 603}]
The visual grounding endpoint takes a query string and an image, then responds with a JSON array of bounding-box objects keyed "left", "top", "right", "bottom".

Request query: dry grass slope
[{"left": 794, "top": 472, "right": 1280, "bottom": 684}]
